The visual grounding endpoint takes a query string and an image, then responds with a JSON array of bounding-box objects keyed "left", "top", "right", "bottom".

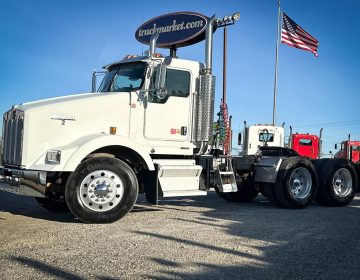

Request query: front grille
[{"left": 2, "top": 109, "right": 24, "bottom": 166}]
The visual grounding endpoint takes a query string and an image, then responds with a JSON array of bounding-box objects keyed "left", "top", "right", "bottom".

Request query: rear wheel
[
  {"left": 259, "top": 183, "right": 281, "bottom": 206},
  {"left": 273, "top": 156, "right": 318, "bottom": 208},
  {"left": 222, "top": 184, "right": 259, "bottom": 202},
  {"left": 313, "top": 158, "right": 330, "bottom": 174},
  {"left": 354, "top": 163, "right": 360, "bottom": 192},
  {"left": 65, "top": 157, "right": 138, "bottom": 223},
  {"left": 215, "top": 172, "right": 259, "bottom": 202},
  {"left": 316, "top": 159, "right": 357, "bottom": 206},
  {"left": 214, "top": 186, "right": 232, "bottom": 201}
]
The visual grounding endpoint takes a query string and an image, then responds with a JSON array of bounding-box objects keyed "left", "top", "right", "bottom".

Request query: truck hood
[
  {"left": 18, "top": 92, "right": 101, "bottom": 111},
  {"left": 12, "top": 91, "right": 133, "bottom": 169}
]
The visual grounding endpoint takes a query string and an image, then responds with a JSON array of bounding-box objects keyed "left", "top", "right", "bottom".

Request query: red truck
[
  {"left": 288, "top": 127, "right": 322, "bottom": 159},
  {"left": 334, "top": 137, "right": 360, "bottom": 163}
]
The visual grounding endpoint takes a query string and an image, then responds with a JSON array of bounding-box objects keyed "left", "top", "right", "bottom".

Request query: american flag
[{"left": 281, "top": 13, "right": 319, "bottom": 57}]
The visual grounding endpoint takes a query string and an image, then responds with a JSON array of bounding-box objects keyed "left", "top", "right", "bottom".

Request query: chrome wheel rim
[
  {"left": 79, "top": 170, "right": 124, "bottom": 212},
  {"left": 289, "top": 167, "right": 312, "bottom": 199},
  {"left": 332, "top": 168, "right": 352, "bottom": 198}
]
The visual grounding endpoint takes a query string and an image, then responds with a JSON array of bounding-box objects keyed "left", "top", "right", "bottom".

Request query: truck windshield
[
  {"left": 98, "top": 62, "right": 146, "bottom": 92},
  {"left": 259, "top": 132, "right": 274, "bottom": 142}
]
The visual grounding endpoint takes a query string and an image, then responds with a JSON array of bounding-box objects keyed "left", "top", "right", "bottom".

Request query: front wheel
[{"left": 65, "top": 157, "right": 138, "bottom": 223}]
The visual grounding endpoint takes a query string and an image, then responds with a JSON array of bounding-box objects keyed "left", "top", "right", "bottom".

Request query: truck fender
[{"left": 63, "top": 134, "right": 154, "bottom": 171}]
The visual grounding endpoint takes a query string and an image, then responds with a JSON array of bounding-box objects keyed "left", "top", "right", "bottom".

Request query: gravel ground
[{"left": 0, "top": 191, "right": 359, "bottom": 280}]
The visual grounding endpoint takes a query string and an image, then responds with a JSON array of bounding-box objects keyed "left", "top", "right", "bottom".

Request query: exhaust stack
[
  {"left": 347, "top": 134, "right": 352, "bottom": 161},
  {"left": 318, "top": 128, "right": 323, "bottom": 159},
  {"left": 196, "top": 13, "right": 240, "bottom": 153},
  {"left": 149, "top": 33, "right": 159, "bottom": 57}
]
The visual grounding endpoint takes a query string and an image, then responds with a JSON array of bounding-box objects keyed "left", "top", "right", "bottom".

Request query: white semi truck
[
  {"left": 0, "top": 12, "right": 358, "bottom": 223},
  {"left": 239, "top": 123, "right": 285, "bottom": 155}
]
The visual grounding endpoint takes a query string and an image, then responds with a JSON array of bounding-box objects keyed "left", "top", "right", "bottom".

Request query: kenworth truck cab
[
  {"left": 1, "top": 53, "right": 209, "bottom": 221},
  {"left": 1, "top": 12, "right": 358, "bottom": 223}
]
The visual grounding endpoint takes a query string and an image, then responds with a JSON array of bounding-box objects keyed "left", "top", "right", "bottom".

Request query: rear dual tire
[
  {"left": 215, "top": 184, "right": 259, "bottom": 202},
  {"left": 215, "top": 172, "right": 259, "bottom": 202},
  {"left": 315, "top": 159, "right": 357, "bottom": 206},
  {"left": 261, "top": 157, "right": 318, "bottom": 209},
  {"left": 354, "top": 163, "right": 360, "bottom": 193}
]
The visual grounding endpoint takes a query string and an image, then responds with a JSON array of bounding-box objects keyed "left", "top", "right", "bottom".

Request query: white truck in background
[
  {"left": 0, "top": 12, "right": 358, "bottom": 223},
  {"left": 239, "top": 123, "right": 285, "bottom": 155}
]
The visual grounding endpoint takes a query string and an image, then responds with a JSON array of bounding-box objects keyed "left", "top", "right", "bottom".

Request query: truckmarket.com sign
[{"left": 135, "top": 12, "right": 208, "bottom": 48}]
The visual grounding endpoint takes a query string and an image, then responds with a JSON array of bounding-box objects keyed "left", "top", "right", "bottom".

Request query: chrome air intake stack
[
  {"left": 196, "top": 74, "right": 216, "bottom": 143},
  {"left": 196, "top": 13, "right": 240, "bottom": 153}
]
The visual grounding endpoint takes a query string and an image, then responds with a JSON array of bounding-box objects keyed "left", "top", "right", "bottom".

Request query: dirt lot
[{"left": 0, "top": 191, "right": 359, "bottom": 280}]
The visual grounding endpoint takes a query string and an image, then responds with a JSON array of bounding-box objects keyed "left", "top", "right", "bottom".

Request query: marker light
[
  {"left": 46, "top": 150, "right": 61, "bottom": 164},
  {"left": 110, "top": 127, "right": 117, "bottom": 135}
]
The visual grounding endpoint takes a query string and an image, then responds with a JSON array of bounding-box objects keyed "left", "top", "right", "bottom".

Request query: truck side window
[
  {"left": 166, "top": 69, "right": 190, "bottom": 98},
  {"left": 149, "top": 68, "right": 190, "bottom": 103}
]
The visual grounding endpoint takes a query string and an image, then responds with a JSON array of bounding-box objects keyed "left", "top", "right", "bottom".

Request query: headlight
[{"left": 46, "top": 150, "right": 61, "bottom": 164}]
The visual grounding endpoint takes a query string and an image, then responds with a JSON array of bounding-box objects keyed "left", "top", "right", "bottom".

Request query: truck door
[
  {"left": 144, "top": 67, "right": 192, "bottom": 141},
  {"left": 296, "top": 137, "right": 317, "bottom": 159},
  {"left": 351, "top": 144, "right": 360, "bottom": 162}
]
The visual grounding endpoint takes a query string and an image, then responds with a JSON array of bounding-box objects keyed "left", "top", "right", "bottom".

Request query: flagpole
[{"left": 272, "top": 1, "right": 281, "bottom": 125}]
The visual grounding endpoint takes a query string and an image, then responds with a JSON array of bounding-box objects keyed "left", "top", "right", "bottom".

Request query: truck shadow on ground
[
  {"left": 0, "top": 192, "right": 76, "bottom": 223},
  {"left": 0, "top": 192, "right": 163, "bottom": 223},
  {"left": 8, "top": 256, "right": 119, "bottom": 280},
  {"left": 135, "top": 193, "right": 360, "bottom": 279},
  {"left": 3, "top": 193, "right": 360, "bottom": 279}
]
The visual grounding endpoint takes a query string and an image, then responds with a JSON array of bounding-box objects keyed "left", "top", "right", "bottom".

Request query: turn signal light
[{"left": 110, "top": 127, "right": 117, "bottom": 135}]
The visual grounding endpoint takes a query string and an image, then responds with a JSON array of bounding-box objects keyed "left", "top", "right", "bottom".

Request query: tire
[
  {"left": 214, "top": 186, "right": 232, "bottom": 201},
  {"left": 312, "top": 158, "right": 330, "bottom": 174},
  {"left": 259, "top": 183, "right": 268, "bottom": 197},
  {"left": 354, "top": 163, "right": 360, "bottom": 192},
  {"left": 315, "top": 159, "right": 357, "bottom": 206},
  {"left": 273, "top": 156, "right": 318, "bottom": 209},
  {"left": 221, "top": 183, "right": 259, "bottom": 202},
  {"left": 35, "top": 196, "right": 69, "bottom": 212},
  {"left": 259, "top": 183, "right": 281, "bottom": 206},
  {"left": 65, "top": 157, "right": 138, "bottom": 223},
  {"left": 215, "top": 171, "right": 259, "bottom": 202}
]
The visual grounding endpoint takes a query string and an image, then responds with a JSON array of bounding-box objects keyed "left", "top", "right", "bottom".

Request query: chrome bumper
[{"left": 0, "top": 166, "right": 46, "bottom": 197}]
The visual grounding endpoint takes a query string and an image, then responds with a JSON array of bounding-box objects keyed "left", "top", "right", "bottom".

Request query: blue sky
[{"left": 1, "top": 0, "right": 359, "bottom": 155}]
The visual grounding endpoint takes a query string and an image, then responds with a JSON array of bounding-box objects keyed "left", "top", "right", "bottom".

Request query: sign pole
[{"left": 272, "top": 1, "right": 281, "bottom": 125}]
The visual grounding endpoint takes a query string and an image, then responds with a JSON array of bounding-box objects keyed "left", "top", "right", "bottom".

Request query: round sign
[{"left": 135, "top": 12, "right": 208, "bottom": 49}]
